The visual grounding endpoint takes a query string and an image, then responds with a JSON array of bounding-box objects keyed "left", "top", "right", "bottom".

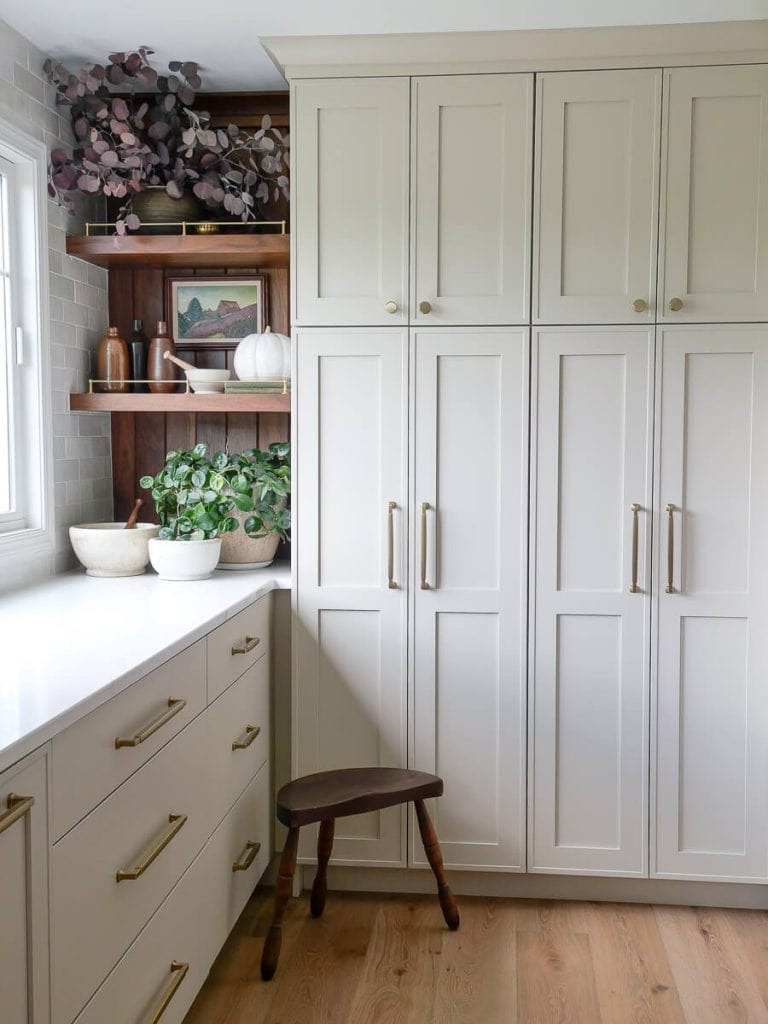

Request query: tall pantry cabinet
[{"left": 293, "top": 61, "right": 768, "bottom": 886}]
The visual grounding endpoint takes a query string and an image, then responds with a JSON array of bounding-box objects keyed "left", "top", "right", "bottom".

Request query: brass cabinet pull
[
  {"left": 0, "top": 793, "right": 34, "bottom": 836},
  {"left": 419, "top": 300, "right": 432, "bottom": 314},
  {"left": 630, "top": 503, "right": 641, "bottom": 593},
  {"left": 669, "top": 297, "right": 683, "bottom": 312},
  {"left": 665, "top": 503, "right": 676, "bottom": 593},
  {"left": 231, "top": 636, "right": 260, "bottom": 656},
  {"left": 384, "top": 301, "right": 398, "bottom": 314},
  {"left": 632, "top": 298, "right": 647, "bottom": 313},
  {"left": 420, "top": 502, "right": 431, "bottom": 590},
  {"left": 143, "top": 961, "right": 189, "bottom": 1024},
  {"left": 115, "top": 698, "right": 187, "bottom": 750},
  {"left": 116, "top": 813, "right": 187, "bottom": 882},
  {"left": 232, "top": 724, "right": 261, "bottom": 751},
  {"left": 387, "top": 501, "right": 397, "bottom": 589},
  {"left": 232, "top": 840, "right": 261, "bottom": 873}
]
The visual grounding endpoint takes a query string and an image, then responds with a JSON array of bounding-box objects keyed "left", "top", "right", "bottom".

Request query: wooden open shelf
[
  {"left": 69, "top": 392, "right": 290, "bottom": 413},
  {"left": 66, "top": 232, "right": 290, "bottom": 269}
]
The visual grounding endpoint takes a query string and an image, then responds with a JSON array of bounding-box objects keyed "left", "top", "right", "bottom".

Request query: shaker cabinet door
[
  {"left": 293, "top": 78, "right": 410, "bottom": 326},
  {"left": 660, "top": 65, "right": 768, "bottom": 322},
  {"left": 529, "top": 327, "right": 653, "bottom": 876},
  {"left": 654, "top": 326, "right": 768, "bottom": 881},
  {"left": 533, "top": 69, "right": 661, "bottom": 324},
  {"left": 294, "top": 328, "right": 408, "bottom": 866},
  {"left": 410, "top": 328, "right": 528, "bottom": 871},
  {"left": 412, "top": 75, "right": 533, "bottom": 326}
]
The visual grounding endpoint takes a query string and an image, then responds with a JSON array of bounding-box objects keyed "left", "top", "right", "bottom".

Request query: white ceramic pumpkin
[{"left": 233, "top": 326, "right": 291, "bottom": 380}]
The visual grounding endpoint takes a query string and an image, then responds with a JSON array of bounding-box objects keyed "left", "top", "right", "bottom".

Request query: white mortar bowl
[
  {"left": 148, "top": 537, "right": 222, "bottom": 581},
  {"left": 69, "top": 522, "right": 160, "bottom": 577}
]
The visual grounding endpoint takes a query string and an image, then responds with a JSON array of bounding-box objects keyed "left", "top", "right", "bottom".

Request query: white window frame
[{"left": 0, "top": 115, "right": 53, "bottom": 562}]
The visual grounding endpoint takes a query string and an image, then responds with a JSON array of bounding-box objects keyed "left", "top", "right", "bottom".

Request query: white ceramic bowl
[
  {"left": 69, "top": 522, "right": 160, "bottom": 577},
  {"left": 148, "top": 537, "right": 222, "bottom": 581},
  {"left": 184, "top": 368, "right": 232, "bottom": 394}
]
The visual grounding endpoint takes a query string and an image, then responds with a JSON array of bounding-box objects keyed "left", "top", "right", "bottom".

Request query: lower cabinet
[{"left": 0, "top": 749, "right": 50, "bottom": 1024}]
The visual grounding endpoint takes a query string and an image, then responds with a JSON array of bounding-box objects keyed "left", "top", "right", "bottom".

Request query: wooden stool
[{"left": 260, "top": 767, "right": 460, "bottom": 980}]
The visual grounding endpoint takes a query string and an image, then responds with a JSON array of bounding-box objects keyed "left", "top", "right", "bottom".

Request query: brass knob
[
  {"left": 669, "top": 297, "right": 683, "bottom": 312},
  {"left": 632, "top": 298, "right": 647, "bottom": 313},
  {"left": 419, "top": 300, "right": 432, "bottom": 314},
  {"left": 384, "top": 301, "right": 398, "bottom": 314}
]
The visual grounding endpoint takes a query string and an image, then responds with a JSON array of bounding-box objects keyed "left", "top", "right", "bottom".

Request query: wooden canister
[
  {"left": 95, "top": 326, "right": 129, "bottom": 393},
  {"left": 147, "top": 321, "right": 179, "bottom": 395}
]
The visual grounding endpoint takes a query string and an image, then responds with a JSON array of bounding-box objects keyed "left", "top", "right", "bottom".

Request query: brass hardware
[
  {"left": 231, "top": 636, "right": 260, "bottom": 656},
  {"left": 384, "top": 301, "right": 398, "bottom": 314},
  {"left": 87, "top": 379, "right": 193, "bottom": 394},
  {"left": 665, "top": 503, "right": 676, "bottom": 593},
  {"left": 387, "top": 501, "right": 397, "bottom": 589},
  {"left": 116, "top": 813, "right": 187, "bottom": 881},
  {"left": 0, "top": 793, "right": 34, "bottom": 836},
  {"left": 232, "top": 840, "right": 261, "bottom": 873},
  {"left": 115, "top": 698, "right": 187, "bottom": 749},
  {"left": 420, "top": 502, "right": 431, "bottom": 590},
  {"left": 419, "top": 300, "right": 432, "bottom": 314},
  {"left": 84, "top": 220, "right": 286, "bottom": 237},
  {"left": 630, "top": 503, "right": 641, "bottom": 593},
  {"left": 632, "top": 298, "right": 647, "bottom": 313},
  {"left": 232, "top": 725, "right": 261, "bottom": 751},
  {"left": 669, "top": 297, "right": 683, "bottom": 312},
  {"left": 143, "top": 961, "right": 189, "bottom": 1024}
]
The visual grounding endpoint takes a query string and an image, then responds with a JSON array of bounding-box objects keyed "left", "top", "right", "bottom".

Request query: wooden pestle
[
  {"left": 124, "top": 498, "right": 143, "bottom": 529},
  {"left": 162, "top": 350, "right": 198, "bottom": 373}
]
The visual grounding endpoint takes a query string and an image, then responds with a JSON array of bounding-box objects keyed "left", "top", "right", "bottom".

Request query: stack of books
[{"left": 224, "top": 378, "right": 291, "bottom": 395}]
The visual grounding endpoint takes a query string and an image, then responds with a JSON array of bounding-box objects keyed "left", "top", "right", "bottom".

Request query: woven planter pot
[{"left": 218, "top": 507, "right": 284, "bottom": 570}]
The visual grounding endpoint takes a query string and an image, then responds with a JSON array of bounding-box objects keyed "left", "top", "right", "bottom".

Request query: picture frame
[{"left": 166, "top": 273, "right": 268, "bottom": 350}]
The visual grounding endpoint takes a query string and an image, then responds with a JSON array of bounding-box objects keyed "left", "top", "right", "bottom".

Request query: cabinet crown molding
[{"left": 263, "top": 20, "right": 768, "bottom": 79}]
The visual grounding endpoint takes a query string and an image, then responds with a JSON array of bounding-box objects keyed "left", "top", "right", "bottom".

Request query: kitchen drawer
[
  {"left": 51, "top": 711, "right": 214, "bottom": 1024},
  {"left": 207, "top": 595, "right": 271, "bottom": 700},
  {"left": 51, "top": 641, "right": 206, "bottom": 841},
  {"left": 207, "top": 655, "right": 270, "bottom": 820},
  {"left": 72, "top": 766, "right": 271, "bottom": 1024}
]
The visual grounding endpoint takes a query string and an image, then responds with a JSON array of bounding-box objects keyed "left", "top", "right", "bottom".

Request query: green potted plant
[
  {"left": 216, "top": 442, "right": 291, "bottom": 570},
  {"left": 139, "top": 443, "right": 239, "bottom": 580}
]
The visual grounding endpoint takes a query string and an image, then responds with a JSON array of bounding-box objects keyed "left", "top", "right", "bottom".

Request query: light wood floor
[{"left": 184, "top": 889, "right": 768, "bottom": 1023}]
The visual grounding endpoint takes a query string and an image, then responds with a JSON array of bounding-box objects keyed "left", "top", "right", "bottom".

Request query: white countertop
[{"left": 0, "top": 563, "right": 290, "bottom": 773}]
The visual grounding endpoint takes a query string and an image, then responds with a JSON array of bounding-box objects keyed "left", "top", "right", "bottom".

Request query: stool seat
[{"left": 276, "top": 767, "right": 443, "bottom": 827}]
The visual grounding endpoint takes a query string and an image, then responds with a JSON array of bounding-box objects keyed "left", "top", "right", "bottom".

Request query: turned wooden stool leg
[
  {"left": 414, "top": 799, "right": 460, "bottom": 931},
  {"left": 261, "top": 825, "right": 300, "bottom": 980},
  {"left": 310, "top": 818, "right": 335, "bottom": 918}
]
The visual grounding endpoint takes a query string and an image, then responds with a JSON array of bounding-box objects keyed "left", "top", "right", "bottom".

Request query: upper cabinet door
[
  {"left": 660, "top": 66, "right": 768, "bottom": 323},
  {"left": 293, "top": 78, "right": 410, "bottom": 326},
  {"left": 533, "top": 70, "right": 661, "bottom": 325},
  {"left": 412, "top": 75, "right": 533, "bottom": 326}
]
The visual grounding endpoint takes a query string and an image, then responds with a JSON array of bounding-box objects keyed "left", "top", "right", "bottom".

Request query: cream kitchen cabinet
[
  {"left": 660, "top": 65, "right": 768, "bottom": 323},
  {"left": 533, "top": 70, "right": 661, "bottom": 325},
  {"left": 0, "top": 748, "right": 49, "bottom": 1024},
  {"left": 293, "top": 328, "right": 409, "bottom": 866},
  {"left": 529, "top": 327, "right": 654, "bottom": 876},
  {"left": 653, "top": 326, "right": 768, "bottom": 881},
  {"left": 410, "top": 328, "right": 528, "bottom": 871}
]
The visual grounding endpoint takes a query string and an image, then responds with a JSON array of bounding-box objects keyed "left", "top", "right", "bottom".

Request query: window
[{"left": 0, "top": 117, "right": 52, "bottom": 557}]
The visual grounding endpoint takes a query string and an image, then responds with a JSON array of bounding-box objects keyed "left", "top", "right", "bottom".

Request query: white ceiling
[{"left": 2, "top": 0, "right": 766, "bottom": 90}]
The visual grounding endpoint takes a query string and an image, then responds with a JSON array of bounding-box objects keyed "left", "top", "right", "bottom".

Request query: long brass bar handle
[
  {"left": 420, "top": 502, "right": 431, "bottom": 590},
  {"left": 231, "top": 636, "right": 260, "bottom": 656},
  {"left": 629, "top": 504, "right": 641, "bottom": 593},
  {"left": 143, "top": 961, "right": 189, "bottom": 1024},
  {"left": 232, "top": 840, "right": 261, "bottom": 873},
  {"left": 0, "top": 793, "right": 34, "bottom": 836},
  {"left": 387, "top": 501, "right": 397, "bottom": 589},
  {"left": 115, "top": 698, "right": 187, "bottom": 749},
  {"left": 665, "top": 503, "right": 676, "bottom": 593},
  {"left": 232, "top": 724, "right": 261, "bottom": 751},
  {"left": 116, "top": 813, "right": 188, "bottom": 882}
]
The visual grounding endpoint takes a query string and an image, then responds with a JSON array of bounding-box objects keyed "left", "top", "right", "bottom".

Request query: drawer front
[
  {"left": 207, "top": 656, "right": 270, "bottom": 820},
  {"left": 52, "top": 712, "right": 214, "bottom": 1024},
  {"left": 207, "top": 596, "right": 271, "bottom": 700},
  {"left": 72, "top": 767, "right": 271, "bottom": 1024},
  {"left": 52, "top": 641, "right": 206, "bottom": 841}
]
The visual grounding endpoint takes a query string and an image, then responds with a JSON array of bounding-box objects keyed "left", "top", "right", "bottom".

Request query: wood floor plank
[
  {"left": 655, "top": 905, "right": 768, "bottom": 1024},
  {"left": 715, "top": 908, "right": 768, "bottom": 1011},
  {"left": 516, "top": 929, "right": 602, "bottom": 1024}
]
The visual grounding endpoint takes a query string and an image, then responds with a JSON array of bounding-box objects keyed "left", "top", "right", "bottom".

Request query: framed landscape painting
[{"left": 167, "top": 274, "right": 268, "bottom": 349}]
